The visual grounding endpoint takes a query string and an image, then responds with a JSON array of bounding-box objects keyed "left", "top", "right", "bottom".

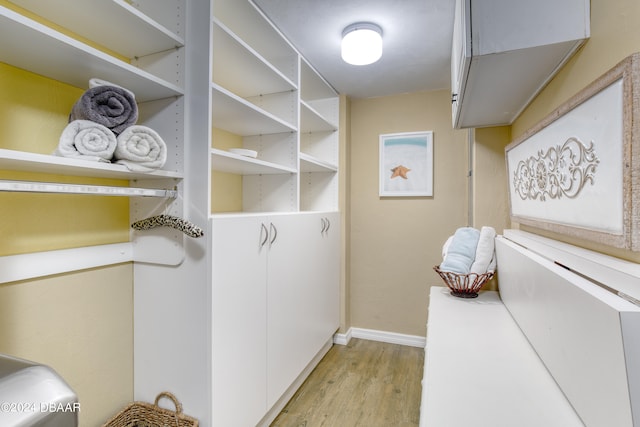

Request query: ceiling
[{"left": 251, "top": 0, "right": 455, "bottom": 99}]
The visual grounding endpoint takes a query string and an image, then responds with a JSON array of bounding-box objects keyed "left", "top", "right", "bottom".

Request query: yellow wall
[
  {"left": 338, "top": 94, "right": 352, "bottom": 333},
  {"left": 511, "top": 0, "right": 640, "bottom": 261},
  {"left": 0, "top": 63, "right": 130, "bottom": 255},
  {"left": 513, "top": 0, "right": 640, "bottom": 138},
  {"left": 0, "top": 8, "right": 135, "bottom": 424},
  {"left": 0, "top": 263, "right": 133, "bottom": 426},
  {"left": 349, "top": 90, "right": 469, "bottom": 336},
  {"left": 211, "top": 127, "right": 243, "bottom": 213}
]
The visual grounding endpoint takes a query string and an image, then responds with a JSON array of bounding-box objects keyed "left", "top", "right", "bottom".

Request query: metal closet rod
[{"left": 0, "top": 180, "right": 178, "bottom": 198}]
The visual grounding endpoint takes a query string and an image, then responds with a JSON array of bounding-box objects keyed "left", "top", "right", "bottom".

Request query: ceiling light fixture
[{"left": 341, "top": 22, "right": 383, "bottom": 66}]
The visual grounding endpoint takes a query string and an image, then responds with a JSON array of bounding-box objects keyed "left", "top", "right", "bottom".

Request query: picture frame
[
  {"left": 506, "top": 53, "right": 640, "bottom": 251},
  {"left": 379, "top": 131, "right": 433, "bottom": 197}
]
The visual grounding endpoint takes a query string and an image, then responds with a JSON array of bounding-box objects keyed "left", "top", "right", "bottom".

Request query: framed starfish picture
[{"left": 379, "top": 131, "right": 433, "bottom": 197}]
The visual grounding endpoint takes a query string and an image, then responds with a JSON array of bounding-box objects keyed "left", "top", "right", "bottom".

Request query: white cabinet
[
  {"left": 212, "top": 215, "right": 268, "bottom": 427},
  {"left": 212, "top": 212, "right": 340, "bottom": 426},
  {"left": 451, "top": 0, "right": 590, "bottom": 129},
  {"left": 267, "top": 212, "right": 340, "bottom": 406}
]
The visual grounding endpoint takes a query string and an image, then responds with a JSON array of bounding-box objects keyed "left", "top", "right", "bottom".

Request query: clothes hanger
[{"left": 131, "top": 214, "right": 204, "bottom": 238}]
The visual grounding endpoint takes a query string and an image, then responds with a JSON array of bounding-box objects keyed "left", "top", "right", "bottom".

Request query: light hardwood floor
[{"left": 270, "top": 338, "right": 425, "bottom": 427}]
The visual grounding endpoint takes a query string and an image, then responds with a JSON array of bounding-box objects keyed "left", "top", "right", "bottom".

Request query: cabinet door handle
[
  {"left": 451, "top": 93, "right": 458, "bottom": 104},
  {"left": 325, "top": 218, "right": 331, "bottom": 233},
  {"left": 260, "top": 223, "right": 269, "bottom": 248},
  {"left": 269, "top": 222, "right": 278, "bottom": 245},
  {"left": 320, "top": 217, "right": 327, "bottom": 234}
]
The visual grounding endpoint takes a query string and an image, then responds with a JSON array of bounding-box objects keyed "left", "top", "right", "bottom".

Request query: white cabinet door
[
  {"left": 266, "top": 213, "right": 340, "bottom": 407},
  {"left": 266, "top": 214, "right": 315, "bottom": 406},
  {"left": 213, "top": 213, "right": 341, "bottom": 419},
  {"left": 212, "top": 215, "right": 268, "bottom": 427},
  {"left": 316, "top": 213, "right": 340, "bottom": 340}
]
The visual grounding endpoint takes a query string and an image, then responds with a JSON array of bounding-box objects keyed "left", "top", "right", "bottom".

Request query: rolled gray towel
[{"left": 69, "top": 85, "right": 138, "bottom": 135}]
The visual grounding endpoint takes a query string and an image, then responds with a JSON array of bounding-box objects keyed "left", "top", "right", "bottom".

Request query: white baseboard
[{"left": 334, "top": 327, "right": 426, "bottom": 348}]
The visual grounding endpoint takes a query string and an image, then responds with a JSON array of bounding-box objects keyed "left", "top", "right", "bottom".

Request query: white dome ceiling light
[{"left": 341, "top": 22, "right": 383, "bottom": 66}]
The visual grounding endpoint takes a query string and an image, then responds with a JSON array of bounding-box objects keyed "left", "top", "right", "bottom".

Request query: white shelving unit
[
  {"left": 201, "top": 1, "right": 343, "bottom": 426},
  {"left": 9, "top": 0, "right": 184, "bottom": 59},
  {"left": 211, "top": 3, "right": 301, "bottom": 214},
  {"left": 210, "top": 10, "right": 339, "bottom": 215},
  {"left": 0, "top": 1, "right": 186, "bottom": 265},
  {"left": 299, "top": 59, "right": 339, "bottom": 212},
  {"left": 4, "top": 1, "right": 342, "bottom": 425},
  {"left": 0, "top": 6, "right": 183, "bottom": 103}
]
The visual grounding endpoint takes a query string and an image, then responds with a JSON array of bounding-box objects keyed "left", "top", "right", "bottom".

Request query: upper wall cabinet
[{"left": 451, "top": 0, "right": 590, "bottom": 129}]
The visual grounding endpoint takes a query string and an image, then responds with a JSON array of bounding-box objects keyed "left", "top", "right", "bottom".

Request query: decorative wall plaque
[{"left": 506, "top": 53, "right": 640, "bottom": 251}]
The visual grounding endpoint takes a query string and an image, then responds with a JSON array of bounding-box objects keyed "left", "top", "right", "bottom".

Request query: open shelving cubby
[
  {"left": 211, "top": 0, "right": 300, "bottom": 215},
  {"left": 210, "top": 0, "right": 339, "bottom": 216},
  {"left": 299, "top": 59, "right": 339, "bottom": 212}
]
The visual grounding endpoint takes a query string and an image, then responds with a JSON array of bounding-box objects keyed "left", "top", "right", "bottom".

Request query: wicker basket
[
  {"left": 102, "top": 392, "right": 198, "bottom": 427},
  {"left": 433, "top": 266, "right": 494, "bottom": 298}
]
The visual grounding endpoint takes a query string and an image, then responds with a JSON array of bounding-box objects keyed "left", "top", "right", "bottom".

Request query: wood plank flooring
[{"left": 270, "top": 338, "right": 425, "bottom": 427}]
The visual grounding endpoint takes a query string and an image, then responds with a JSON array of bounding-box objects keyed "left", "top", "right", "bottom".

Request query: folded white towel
[
  {"left": 113, "top": 125, "right": 167, "bottom": 172},
  {"left": 54, "top": 119, "right": 116, "bottom": 162},
  {"left": 470, "top": 226, "right": 497, "bottom": 274},
  {"left": 439, "top": 227, "right": 480, "bottom": 274}
]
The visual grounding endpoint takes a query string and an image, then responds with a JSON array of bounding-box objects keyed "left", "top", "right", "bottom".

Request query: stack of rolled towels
[
  {"left": 54, "top": 78, "right": 167, "bottom": 172},
  {"left": 439, "top": 226, "right": 496, "bottom": 275}
]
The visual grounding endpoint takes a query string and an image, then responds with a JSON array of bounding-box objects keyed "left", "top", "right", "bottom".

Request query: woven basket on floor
[
  {"left": 102, "top": 391, "right": 198, "bottom": 427},
  {"left": 433, "top": 265, "right": 494, "bottom": 298}
]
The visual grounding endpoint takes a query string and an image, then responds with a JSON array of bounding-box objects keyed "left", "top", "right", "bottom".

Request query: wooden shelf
[
  {"left": 299, "top": 153, "right": 337, "bottom": 173},
  {"left": 0, "top": 6, "right": 183, "bottom": 102},
  {"left": 0, "top": 149, "right": 183, "bottom": 180},
  {"left": 211, "top": 148, "right": 296, "bottom": 175},
  {"left": 212, "top": 84, "right": 296, "bottom": 136},
  {"left": 212, "top": 18, "right": 297, "bottom": 98},
  {"left": 9, "top": 0, "right": 184, "bottom": 58}
]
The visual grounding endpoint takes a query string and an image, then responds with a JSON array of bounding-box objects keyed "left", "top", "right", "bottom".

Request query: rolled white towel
[
  {"left": 113, "top": 125, "right": 167, "bottom": 172},
  {"left": 54, "top": 119, "right": 116, "bottom": 162},
  {"left": 469, "top": 226, "right": 497, "bottom": 274}
]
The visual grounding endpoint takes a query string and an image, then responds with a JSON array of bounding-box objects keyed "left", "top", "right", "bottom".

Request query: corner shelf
[
  {"left": 9, "top": 0, "right": 184, "bottom": 58},
  {"left": 0, "top": 5, "right": 184, "bottom": 102},
  {"left": 211, "top": 148, "right": 296, "bottom": 175}
]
